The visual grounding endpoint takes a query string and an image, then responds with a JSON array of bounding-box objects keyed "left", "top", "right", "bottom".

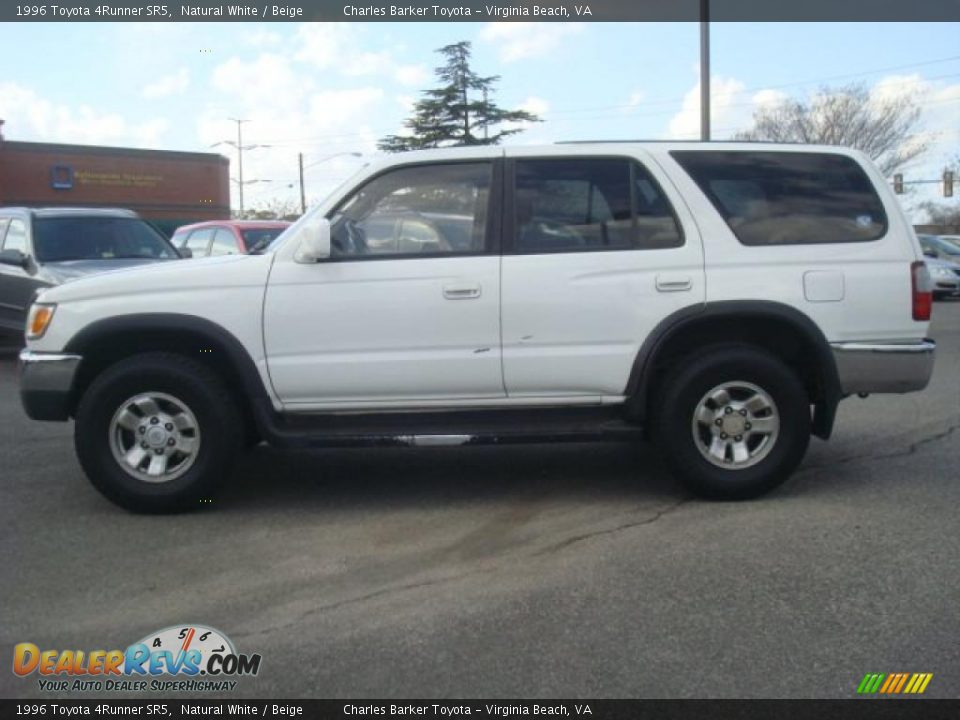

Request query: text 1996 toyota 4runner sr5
[{"left": 19, "top": 143, "right": 936, "bottom": 512}]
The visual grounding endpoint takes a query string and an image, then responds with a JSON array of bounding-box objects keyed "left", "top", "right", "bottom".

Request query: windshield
[
  {"left": 936, "top": 236, "right": 960, "bottom": 255},
  {"left": 241, "top": 227, "right": 287, "bottom": 253},
  {"left": 33, "top": 217, "right": 179, "bottom": 262}
]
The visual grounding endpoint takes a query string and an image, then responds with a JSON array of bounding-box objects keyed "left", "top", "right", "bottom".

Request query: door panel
[
  {"left": 264, "top": 160, "right": 504, "bottom": 407},
  {"left": 500, "top": 151, "right": 705, "bottom": 397},
  {"left": 264, "top": 256, "right": 503, "bottom": 405}
]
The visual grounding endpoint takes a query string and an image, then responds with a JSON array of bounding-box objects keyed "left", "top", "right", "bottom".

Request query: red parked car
[{"left": 171, "top": 220, "right": 291, "bottom": 257}]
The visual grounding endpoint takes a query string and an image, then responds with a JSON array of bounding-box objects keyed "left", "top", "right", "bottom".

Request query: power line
[{"left": 251, "top": 54, "right": 960, "bottom": 147}]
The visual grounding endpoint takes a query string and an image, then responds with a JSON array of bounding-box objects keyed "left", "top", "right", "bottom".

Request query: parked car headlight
[
  {"left": 929, "top": 265, "right": 952, "bottom": 278},
  {"left": 26, "top": 303, "right": 57, "bottom": 340}
]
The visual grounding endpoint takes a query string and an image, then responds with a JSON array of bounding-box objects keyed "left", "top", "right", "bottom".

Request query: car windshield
[
  {"left": 936, "top": 236, "right": 960, "bottom": 255},
  {"left": 33, "top": 217, "right": 179, "bottom": 262},
  {"left": 241, "top": 227, "right": 287, "bottom": 253}
]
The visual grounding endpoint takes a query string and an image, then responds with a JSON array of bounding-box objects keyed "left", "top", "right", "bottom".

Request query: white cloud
[
  {"left": 245, "top": 29, "right": 283, "bottom": 48},
  {"left": 294, "top": 23, "right": 353, "bottom": 70},
  {"left": 480, "top": 22, "right": 584, "bottom": 63},
  {"left": 394, "top": 64, "right": 429, "bottom": 87},
  {"left": 202, "top": 52, "right": 384, "bottom": 211},
  {"left": 520, "top": 96, "right": 550, "bottom": 117},
  {"left": 0, "top": 81, "right": 167, "bottom": 147},
  {"left": 623, "top": 90, "right": 646, "bottom": 114},
  {"left": 211, "top": 53, "right": 303, "bottom": 107},
  {"left": 142, "top": 67, "right": 190, "bottom": 100},
  {"left": 667, "top": 75, "right": 746, "bottom": 139},
  {"left": 751, "top": 88, "right": 789, "bottom": 109}
]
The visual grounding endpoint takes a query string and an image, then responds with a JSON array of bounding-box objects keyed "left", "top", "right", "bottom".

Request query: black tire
[
  {"left": 652, "top": 344, "right": 810, "bottom": 500},
  {"left": 74, "top": 352, "right": 241, "bottom": 513}
]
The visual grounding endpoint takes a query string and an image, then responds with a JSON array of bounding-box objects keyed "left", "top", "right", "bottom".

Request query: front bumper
[
  {"left": 19, "top": 350, "right": 83, "bottom": 421},
  {"left": 830, "top": 340, "right": 936, "bottom": 395}
]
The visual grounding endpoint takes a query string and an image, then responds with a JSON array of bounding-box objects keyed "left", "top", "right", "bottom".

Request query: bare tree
[
  {"left": 917, "top": 200, "right": 960, "bottom": 228},
  {"left": 735, "top": 82, "right": 928, "bottom": 175},
  {"left": 239, "top": 197, "right": 302, "bottom": 221}
]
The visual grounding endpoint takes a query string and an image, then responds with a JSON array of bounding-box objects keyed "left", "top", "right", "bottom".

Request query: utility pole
[
  {"left": 211, "top": 119, "right": 271, "bottom": 218},
  {"left": 700, "top": 0, "right": 710, "bottom": 141},
  {"left": 233, "top": 118, "right": 247, "bottom": 216},
  {"left": 298, "top": 153, "right": 306, "bottom": 215},
  {"left": 298, "top": 152, "right": 362, "bottom": 214}
]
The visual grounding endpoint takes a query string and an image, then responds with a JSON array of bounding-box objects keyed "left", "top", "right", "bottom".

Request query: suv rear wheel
[
  {"left": 653, "top": 344, "right": 810, "bottom": 499},
  {"left": 74, "top": 353, "right": 241, "bottom": 513}
]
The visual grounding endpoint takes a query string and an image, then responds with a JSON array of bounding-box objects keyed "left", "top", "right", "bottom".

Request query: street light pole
[
  {"left": 298, "top": 153, "right": 306, "bottom": 215},
  {"left": 298, "top": 152, "right": 362, "bottom": 214},
  {"left": 700, "top": 0, "right": 710, "bottom": 141},
  {"left": 233, "top": 118, "right": 247, "bottom": 216}
]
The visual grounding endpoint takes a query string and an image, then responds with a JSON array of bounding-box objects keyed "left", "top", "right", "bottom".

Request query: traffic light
[
  {"left": 945, "top": 170, "right": 954, "bottom": 198},
  {"left": 893, "top": 174, "right": 904, "bottom": 194}
]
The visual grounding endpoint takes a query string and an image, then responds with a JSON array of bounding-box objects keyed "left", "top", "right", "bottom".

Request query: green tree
[{"left": 379, "top": 41, "right": 539, "bottom": 153}]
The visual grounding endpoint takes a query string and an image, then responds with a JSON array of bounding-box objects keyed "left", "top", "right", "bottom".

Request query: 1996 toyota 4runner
[{"left": 19, "top": 143, "right": 936, "bottom": 512}]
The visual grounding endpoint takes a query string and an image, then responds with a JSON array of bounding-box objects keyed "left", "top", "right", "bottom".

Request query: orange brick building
[{"left": 0, "top": 139, "right": 230, "bottom": 236}]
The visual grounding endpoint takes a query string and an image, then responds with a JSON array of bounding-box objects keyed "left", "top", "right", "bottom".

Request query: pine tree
[{"left": 379, "top": 41, "right": 539, "bottom": 153}]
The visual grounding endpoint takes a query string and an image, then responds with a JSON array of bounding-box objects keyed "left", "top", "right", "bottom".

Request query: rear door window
[
  {"left": 512, "top": 158, "right": 683, "bottom": 253},
  {"left": 671, "top": 151, "right": 887, "bottom": 246}
]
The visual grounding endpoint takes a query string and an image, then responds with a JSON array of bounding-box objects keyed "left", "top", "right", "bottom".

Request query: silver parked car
[
  {"left": 926, "top": 256, "right": 960, "bottom": 299},
  {"left": 0, "top": 207, "right": 182, "bottom": 335}
]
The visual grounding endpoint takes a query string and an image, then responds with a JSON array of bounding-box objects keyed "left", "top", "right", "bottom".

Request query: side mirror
[
  {"left": 0, "top": 248, "right": 28, "bottom": 269},
  {"left": 178, "top": 247, "right": 193, "bottom": 259},
  {"left": 294, "top": 217, "right": 332, "bottom": 263},
  {"left": 923, "top": 249, "right": 937, "bottom": 258}
]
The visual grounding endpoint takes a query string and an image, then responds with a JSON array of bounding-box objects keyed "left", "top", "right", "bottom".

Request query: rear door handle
[
  {"left": 443, "top": 284, "right": 481, "bottom": 300},
  {"left": 656, "top": 275, "right": 692, "bottom": 292}
]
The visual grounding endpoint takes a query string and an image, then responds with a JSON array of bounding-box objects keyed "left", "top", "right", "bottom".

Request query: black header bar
[{"left": 3, "top": 0, "right": 960, "bottom": 22}]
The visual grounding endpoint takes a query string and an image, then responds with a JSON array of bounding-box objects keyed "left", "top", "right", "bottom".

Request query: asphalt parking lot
[{"left": 1, "top": 302, "right": 958, "bottom": 700}]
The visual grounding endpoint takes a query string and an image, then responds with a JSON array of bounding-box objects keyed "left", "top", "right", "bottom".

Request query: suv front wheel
[
  {"left": 653, "top": 345, "right": 811, "bottom": 499},
  {"left": 74, "top": 352, "right": 241, "bottom": 513}
]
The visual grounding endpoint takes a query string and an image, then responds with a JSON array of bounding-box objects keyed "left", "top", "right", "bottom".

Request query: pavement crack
[
  {"left": 534, "top": 498, "right": 690, "bottom": 557},
  {"left": 801, "top": 418, "right": 960, "bottom": 474}
]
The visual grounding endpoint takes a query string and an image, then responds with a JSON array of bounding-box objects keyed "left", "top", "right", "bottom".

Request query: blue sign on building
[{"left": 50, "top": 165, "right": 74, "bottom": 190}]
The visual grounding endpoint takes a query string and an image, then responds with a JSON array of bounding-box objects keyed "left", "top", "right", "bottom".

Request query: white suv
[{"left": 18, "top": 143, "right": 936, "bottom": 512}]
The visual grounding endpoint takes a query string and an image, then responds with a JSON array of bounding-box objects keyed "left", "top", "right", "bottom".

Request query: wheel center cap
[
  {"left": 146, "top": 427, "right": 168, "bottom": 447},
  {"left": 723, "top": 414, "right": 746, "bottom": 435}
]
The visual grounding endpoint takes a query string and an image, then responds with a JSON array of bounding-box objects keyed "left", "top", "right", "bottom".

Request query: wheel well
[
  {"left": 69, "top": 328, "right": 260, "bottom": 439},
  {"left": 638, "top": 315, "right": 830, "bottom": 422}
]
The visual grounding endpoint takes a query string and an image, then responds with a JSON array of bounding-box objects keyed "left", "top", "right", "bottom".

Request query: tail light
[{"left": 911, "top": 261, "right": 932, "bottom": 321}]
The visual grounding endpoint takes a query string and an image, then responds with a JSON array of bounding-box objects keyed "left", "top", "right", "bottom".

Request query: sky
[{"left": 0, "top": 21, "right": 958, "bottom": 219}]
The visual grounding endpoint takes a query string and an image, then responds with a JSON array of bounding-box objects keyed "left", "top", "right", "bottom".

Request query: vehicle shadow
[{"left": 222, "top": 440, "right": 684, "bottom": 512}]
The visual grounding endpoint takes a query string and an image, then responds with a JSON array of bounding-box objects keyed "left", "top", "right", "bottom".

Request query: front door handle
[
  {"left": 656, "top": 275, "right": 692, "bottom": 292},
  {"left": 443, "top": 284, "right": 481, "bottom": 300}
]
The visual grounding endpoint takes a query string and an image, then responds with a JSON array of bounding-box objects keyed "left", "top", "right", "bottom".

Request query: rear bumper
[
  {"left": 830, "top": 340, "right": 935, "bottom": 395},
  {"left": 19, "top": 350, "right": 82, "bottom": 421}
]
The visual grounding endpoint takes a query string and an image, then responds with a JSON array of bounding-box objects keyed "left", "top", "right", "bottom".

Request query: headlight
[
  {"left": 931, "top": 266, "right": 952, "bottom": 278},
  {"left": 26, "top": 303, "right": 56, "bottom": 340}
]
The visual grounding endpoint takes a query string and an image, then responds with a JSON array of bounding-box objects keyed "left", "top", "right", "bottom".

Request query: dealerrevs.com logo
[{"left": 13, "top": 625, "right": 262, "bottom": 693}]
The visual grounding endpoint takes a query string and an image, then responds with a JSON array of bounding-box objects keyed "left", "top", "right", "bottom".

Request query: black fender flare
[
  {"left": 64, "top": 313, "right": 272, "bottom": 413},
  {"left": 624, "top": 300, "right": 842, "bottom": 438}
]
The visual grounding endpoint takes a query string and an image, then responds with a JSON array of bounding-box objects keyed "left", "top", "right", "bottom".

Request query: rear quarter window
[{"left": 671, "top": 150, "right": 888, "bottom": 246}]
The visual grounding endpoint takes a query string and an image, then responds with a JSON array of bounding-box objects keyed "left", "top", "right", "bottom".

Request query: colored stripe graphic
[
  {"left": 857, "top": 674, "right": 885, "bottom": 694},
  {"left": 894, "top": 673, "right": 910, "bottom": 693},
  {"left": 857, "top": 672, "right": 932, "bottom": 694}
]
